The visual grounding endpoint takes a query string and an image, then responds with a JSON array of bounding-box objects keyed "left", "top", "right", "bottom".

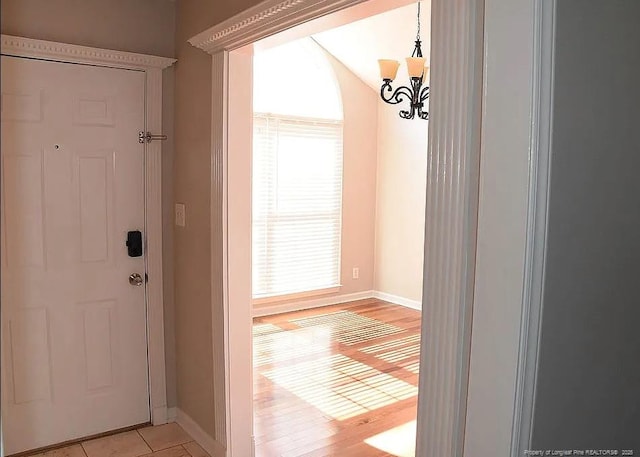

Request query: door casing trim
[{"left": 1, "top": 34, "right": 176, "bottom": 427}]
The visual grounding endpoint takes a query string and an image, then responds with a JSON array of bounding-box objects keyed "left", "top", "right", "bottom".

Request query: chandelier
[{"left": 377, "top": 1, "right": 429, "bottom": 120}]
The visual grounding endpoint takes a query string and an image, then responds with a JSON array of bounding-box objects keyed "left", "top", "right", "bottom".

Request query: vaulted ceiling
[{"left": 312, "top": 2, "right": 431, "bottom": 91}]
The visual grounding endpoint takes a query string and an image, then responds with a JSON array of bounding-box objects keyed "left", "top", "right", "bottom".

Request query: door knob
[{"left": 129, "top": 273, "right": 144, "bottom": 286}]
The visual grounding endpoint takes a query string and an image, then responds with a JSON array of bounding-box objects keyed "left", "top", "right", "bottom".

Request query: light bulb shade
[
  {"left": 422, "top": 66, "right": 430, "bottom": 81},
  {"left": 406, "top": 57, "right": 427, "bottom": 78},
  {"left": 378, "top": 59, "right": 400, "bottom": 81}
]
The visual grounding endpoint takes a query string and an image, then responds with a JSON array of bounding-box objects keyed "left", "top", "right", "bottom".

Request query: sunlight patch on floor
[
  {"left": 361, "top": 333, "right": 421, "bottom": 366},
  {"left": 290, "top": 310, "right": 403, "bottom": 345},
  {"left": 401, "top": 361, "right": 420, "bottom": 374},
  {"left": 261, "top": 354, "right": 418, "bottom": 420},
  {"left": 364, "top": 420, "right": 417, "bottom": 457},
  {"left": 253, "top": 325, "right": 333, "bottom": 366},
  {"left": 360, "top": 334, "right": 420, "bottom": 353}
]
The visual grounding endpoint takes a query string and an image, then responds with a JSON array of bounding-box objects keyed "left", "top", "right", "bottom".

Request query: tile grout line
[
  {"left": 135, "top": 429, "right": 153, "bottom": 454},
  {"left": 180, "top": 443, "right": 195, "bottom": 457}
]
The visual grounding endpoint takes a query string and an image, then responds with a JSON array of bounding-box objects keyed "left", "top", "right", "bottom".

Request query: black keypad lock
[{"left": 126, "top": 230, "right": 143, "bottom": 257}]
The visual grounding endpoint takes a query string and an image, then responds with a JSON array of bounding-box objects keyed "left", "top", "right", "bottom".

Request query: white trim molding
[
  {"left": 1, "top": 34, "right": 176, "bottom": 428},
  {"left": 463, "top": 0, "right": 542, "bottom": 455},
  {"left": 252, "top": 290, "right": 422, "bottom": 318},
  {"left": 372, "top": 291, "right": 421, "bottom": 311},
  {"left": 175, "top": 409, "right": 226, "bottom": 457},
  {"left": 252, "top": 285, "right": 342, "bottom": 307},
  {"left": 188, "top": 0, "right": 368, "bottom": 53},
  {"left": 211, "top": 51, "right": 230, "bottom": 450},
  {"left": 1, "top": 35, "right": 175, "bottom": 70},
  {"left": 144, "top": 67, "right": 170, "bottom": 427},
  {"left": 511, "top": 1, "right": 556, "bottom": 454},
  {"left": 252, "top": 290, "right": 375, "bottom": 317},
  {"left": 416, "top": 0, "right": 484, "bottom": 455},
  {"left": 166, "top": 407, "right": 178, "bottom": 423}
]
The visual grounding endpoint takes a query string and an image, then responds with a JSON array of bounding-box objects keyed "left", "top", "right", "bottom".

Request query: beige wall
[
  {"left": 0, "top": 0, "right": 178, "bottom": 408},
  {"left": 172, "top": 0, "right": 271, "bottom": 440},
  {"left": 374, "top": 102, "right": 428, "bottom": 304},
  {"left": 0, "top": 0, "right": 175, "bottom": 57},
  {"left": 251, "top": 43, "right": 379, "bottom": 312},
  {"left": 328, "top": 49, "right": 378, "bottom": 296},
  {"left": 173, "top": 0, "right": 215, "bottom": 437}
]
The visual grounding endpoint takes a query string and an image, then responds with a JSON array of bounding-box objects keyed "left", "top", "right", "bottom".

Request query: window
[{"left": 252, "top": 39, "right": 344, "bottom": 299}]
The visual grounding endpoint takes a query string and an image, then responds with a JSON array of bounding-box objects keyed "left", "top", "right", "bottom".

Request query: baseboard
[
  {"left": 175, "top": 409, "right": 225, "bottom": 457},
  {"left": 166, "top": 407, "right": 177, "bottom": 423},
  {"left": 252, "top": 290, "right": 375, "bottom": 317},
  {"left": 373, "top": 291, "right": 422, "bottom": 311}
]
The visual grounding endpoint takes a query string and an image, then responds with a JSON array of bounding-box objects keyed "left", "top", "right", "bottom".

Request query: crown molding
[
  {"left": 188, "top": 0, "right": 367, "bottom": 54},
  {"left": 1, "top": 35, "right": 176, "bottom": 70}
]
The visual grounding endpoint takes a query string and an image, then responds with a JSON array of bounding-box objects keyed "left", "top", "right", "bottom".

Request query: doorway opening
[
  {"left": 244, "top": 2, "right": 430, "bottom": 455},
  {"left": 213, "top": 0, "right": 486, "bottom": 452}
]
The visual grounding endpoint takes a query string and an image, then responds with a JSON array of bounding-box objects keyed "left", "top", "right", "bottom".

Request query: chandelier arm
[
  {"left": 419, "top": 85, "right": 430, "bottom": 103},
  {"left": 418, "top": 105, "right": 429, "bottom": 120},
  {"left": 380, "top": 82, "right": 415, "bottom": 105},
  {"left": 399, "top": 107, "right": 416, "bottom": 120}
]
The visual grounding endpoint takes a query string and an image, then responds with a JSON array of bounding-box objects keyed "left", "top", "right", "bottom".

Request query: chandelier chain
[{"left": 416, "top": 1, "right": 421, "bottom": 42}]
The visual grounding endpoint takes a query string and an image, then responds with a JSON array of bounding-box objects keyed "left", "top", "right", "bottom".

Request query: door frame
[
  {"left": 0, "top": 34, "right": 176, "bottom": 426},
  {"left": 188, "top": 0, "right": 546, "bottom": 455},
  {"left": 189, "top": 0, "right": 483, "bottom": 455}
]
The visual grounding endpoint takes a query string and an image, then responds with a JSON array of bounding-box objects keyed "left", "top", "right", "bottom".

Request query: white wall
[{"left": 374, "top": 102, "right": 428, "bottom": 306}]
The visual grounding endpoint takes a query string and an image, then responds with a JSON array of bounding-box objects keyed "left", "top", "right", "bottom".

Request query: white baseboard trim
[
  {"left": 175, "top": 408, "right": 225, "bottom": 457},
  {"left": 152, "top": 406, "right": 168, "bottom": 425},
  {"left": 373, "top": 291, "right": 422, "bottom": 311},
  {"left": 166, "top": 407, "right": 177, "bottom": 423},
  {"left": 252, "top": 290, "right": 375, "bottom": 317}
]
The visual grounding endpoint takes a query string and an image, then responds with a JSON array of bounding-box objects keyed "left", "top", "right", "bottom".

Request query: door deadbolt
[
  {"left": 129, "top": 273, "right": 144, "bottom": 286},
  {"left": 126, "top": 230, "right": 143, "bottom": 257}
]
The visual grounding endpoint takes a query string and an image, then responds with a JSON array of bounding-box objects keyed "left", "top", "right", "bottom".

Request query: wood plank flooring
[{"left": 253, "top": 299, "right": 421, "bottom": 457}]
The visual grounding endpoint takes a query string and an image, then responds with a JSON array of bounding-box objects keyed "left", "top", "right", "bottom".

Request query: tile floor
[{"left": 26, "top": 424, "right": 208, "bottom": 457}]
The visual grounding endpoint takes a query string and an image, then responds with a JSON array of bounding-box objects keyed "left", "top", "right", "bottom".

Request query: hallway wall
[
  {"left": 173, "top": 0, "right": 269, "bottom": 442},
  {"left": 531, "top": 0, "right": 640, "bottom": 448}
]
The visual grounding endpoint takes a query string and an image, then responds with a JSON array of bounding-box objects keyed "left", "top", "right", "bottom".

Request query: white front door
[{"left": 1, "top": 56, "right": 150, "bottom": 454}]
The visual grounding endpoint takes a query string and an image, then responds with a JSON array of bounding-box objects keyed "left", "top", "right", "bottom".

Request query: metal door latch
[
  {"left": 129, "top": 273, "right": 144, "bottom": 286},
  {"left": 139, "top": 131, "right": 168, "bottom": 143}
]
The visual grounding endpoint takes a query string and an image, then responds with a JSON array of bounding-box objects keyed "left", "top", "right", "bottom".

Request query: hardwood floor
[{"left": 253, "top": 298, "right": 421, "bottom": 457}]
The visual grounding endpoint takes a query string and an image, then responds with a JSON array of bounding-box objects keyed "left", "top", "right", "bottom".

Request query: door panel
[{"left": 1, "top": 56, "right": 149, "bottom": 454}]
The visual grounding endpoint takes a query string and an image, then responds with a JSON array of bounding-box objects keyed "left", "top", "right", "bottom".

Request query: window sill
[{"left": 252, "top": 286, "right": 342, "bottom": 306}]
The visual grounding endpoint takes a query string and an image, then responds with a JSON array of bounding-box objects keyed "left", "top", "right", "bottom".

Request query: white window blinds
[{"left": 252, "top": 113, "right": 344, "bottom": 299}]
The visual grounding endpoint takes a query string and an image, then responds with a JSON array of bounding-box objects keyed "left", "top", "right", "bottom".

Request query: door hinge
[
  {"left": 145, "top": 273, "right": 149, "bottom": 283},
  {"left": 139, "top": 131, "right": 168, "bottom": 143}
]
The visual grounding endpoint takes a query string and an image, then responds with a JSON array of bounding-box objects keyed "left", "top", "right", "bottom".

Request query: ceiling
[{"left": 312, "top": 1, "right": 431, "bottom": 91}]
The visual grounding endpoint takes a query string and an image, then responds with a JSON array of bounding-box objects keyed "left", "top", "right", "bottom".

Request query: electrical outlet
[
  {"left": 352, "top": 267, "right": 359, "bottom": 280},
  {"left": 175, "top": 203, "right": 186, "bottom": 227}
]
